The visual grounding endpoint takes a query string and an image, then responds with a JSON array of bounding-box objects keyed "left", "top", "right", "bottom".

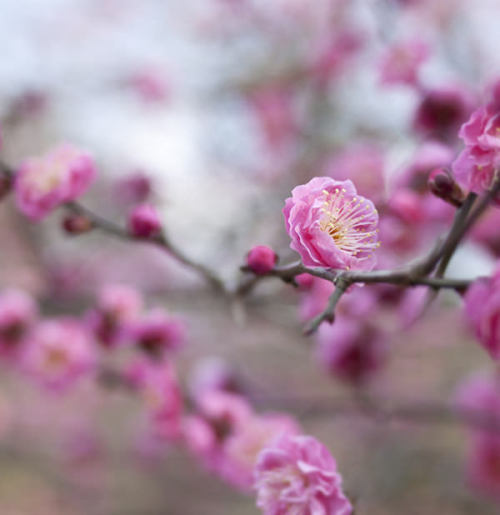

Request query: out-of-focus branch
[
  {"left": 68, "top": 202, "right": 226, "bottom": 292},
  {"left": 254, "top": 393, "right": 500, "bottom": 435}
]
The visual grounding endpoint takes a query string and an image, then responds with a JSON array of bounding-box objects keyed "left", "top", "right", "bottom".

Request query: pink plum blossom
[
  {"left": 221, "top": 413, "right": 300, "bottom": 491},
  {"left": 455, "top": 374, "right": 500, "bottom": 499},
  {"left": 15, "top": 143, "right": 96, "bottom": 221},
  {"left": 317, "top": 317, "right": 386, "bottom": 384},
  {"left": 254, "top": 434, "right": 352, "bottom": 515},
  {"left": 379, "top": 39, "right": 429, "bottom": 87},
  {"left": 129, "top": 308, "right": 186, "bottom": 358},
  {"left": 283, "top": 177, "right": 379, "bottom": 271},
  {"left": 413, "top": 85, "right": 474, "bottom": 141},
  {"left": 452, "top": 97, "right": 500, "bottom": 201},
  {"left": 464, "top": 269, "right": 500, "bottom": 359},
  {"left": 188, "top": 357, "right": 244, "bottom": 398},
  {"left": 87, "top": 284, "right": 143, "bottom": 348},
  {"left": 310, "top": 31, "right": 363, "bottom": 87},
  {"left": 248, "top": 86, "right": 297, "bottom": 154},
  {"left": 0, "top": 289, "right": 37, "bottom": 358},
  {"left": 23, "top": 318, "right": 96, "bottom": 391},
  {"left": 183, "top": 391, "right": 253, "bottom": 472},
  {"left": 114, "top": 171, "right": 152, "bottom": 207},
  {"left": 184, "top": 390, "right": 299, "bottom": 491},
  {"left": 134, "top": 360, "right": 183, "bottom": 441}
]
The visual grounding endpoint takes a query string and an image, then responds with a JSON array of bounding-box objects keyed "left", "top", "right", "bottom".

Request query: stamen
[{"left": 319, "top": 189, "right": 379, "bottom": 261}]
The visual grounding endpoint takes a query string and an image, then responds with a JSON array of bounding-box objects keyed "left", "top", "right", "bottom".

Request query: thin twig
[
  {"left": 304, "top": 275, "right": 349, "bottom": 335},
  {"left": 253, "top": 393, "right": 500, "bottom": 435}
]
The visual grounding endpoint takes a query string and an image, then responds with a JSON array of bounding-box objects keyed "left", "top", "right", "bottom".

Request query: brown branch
[
  {"left": 67, "top": 202, "right": 226, "bottom": 292},
  {"left": 303, "top": 274, "right": 349, "bottom": 335}
]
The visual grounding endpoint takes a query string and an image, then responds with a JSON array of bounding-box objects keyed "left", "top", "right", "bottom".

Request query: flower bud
[
  {"left": 246, "top": 245, "right": 278, "bottom": 275},
  {"left": 428, "top": 168, "right": 465, "bottom": 207},
  {"left": 128, "top": 204, "right": 162, "bottom": 238},
  {"left": 62, "top": 213, "right": 94, "bottom": 234}
]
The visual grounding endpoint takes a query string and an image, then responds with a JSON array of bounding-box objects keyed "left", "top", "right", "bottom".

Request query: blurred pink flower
[
  {"left": 379, "top": 39, "right": 429, "bottom": 87},
  {"left": 316, "top": 317, "right": 386, "bottom": 384},
  {"left": 310, "top": 30, "right": 363, "bottom": 86},
  {"left": 183, "top": 391, "right": 252, "bottom": 472},
  {"left": 324, "top": 143, "right": 386, "bottom": 202},
  {"left": 0, "top": 289, "right": 37, "bottom": 358},
  {"left": 464, "top": 269, "right": 500, "bottom": 359},
  {"left": 283, "top": 177, "right": 379, "bottom": 271},
  {"left": 129, "top": 308, "right": 186, "bottom": 358},
  {"left": 24, "top": 318, "right": 96, "bottom": 391},
  {"left": 467, "top": 433, "right": 500, "bottom": 500},
  {"left": 188, "top": 357, "right": 244, "bottom": 398},
  {"left": 15, "top": 143, "right": 95, "bottom": 221},
  {"left": 136, "top": 360, "right": 183, "bottom": 441},
  {"left": 254, "top": 434, "right": 352, "bottom": 515},
  {"left": 126, "top": 69, "right": 170, "bottom": 103},
  {"left": 114, "top": 171, "right": 152, "bottom": 207},
  {"left": 87, "top": 284, "right": 143, "bottom": 348},
  {"left": 221, "top": 413, "right": 300, "bottom": 491},
  {"left": 248, "top": 86, "right": 297, "bottom": 154},
  {"left": 413, "top": 85, "right": 474, "bottom": 141}
]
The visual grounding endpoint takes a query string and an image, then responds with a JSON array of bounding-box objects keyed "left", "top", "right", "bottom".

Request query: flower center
[{"left": 319, "top": 188, "right": 379, "bottom": 259}]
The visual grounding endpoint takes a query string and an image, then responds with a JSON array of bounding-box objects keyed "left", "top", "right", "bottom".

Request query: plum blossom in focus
[
  {"left": 283, "top": 177, "right": 379, "bottom": 271},
  {"left": 254, "top": 434, "right": 352, "bottom": 515},
  {"left": 15, "top": 143, "right": 96, "bottom": 220}
]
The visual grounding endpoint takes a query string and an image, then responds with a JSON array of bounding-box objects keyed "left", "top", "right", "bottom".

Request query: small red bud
[
  {"left": 246, "top": 245, "right": 278, "bottom": 275},
  {"left": 428, "top": 168, "right": 465, "bottom": 207},
  {"left": 62, "top": 213, "right": 94, "bottom": 234}
]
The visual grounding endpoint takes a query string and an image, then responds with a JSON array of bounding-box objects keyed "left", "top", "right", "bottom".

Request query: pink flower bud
[
  {"left": 246, "top": 245, "right": 278, "bottom": 275},
  {"left": 128, "top": 204, "right": 162, "bottom": 238},
  {"left": 428, "top": 168, "right": 465, "bottom": 207}
]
